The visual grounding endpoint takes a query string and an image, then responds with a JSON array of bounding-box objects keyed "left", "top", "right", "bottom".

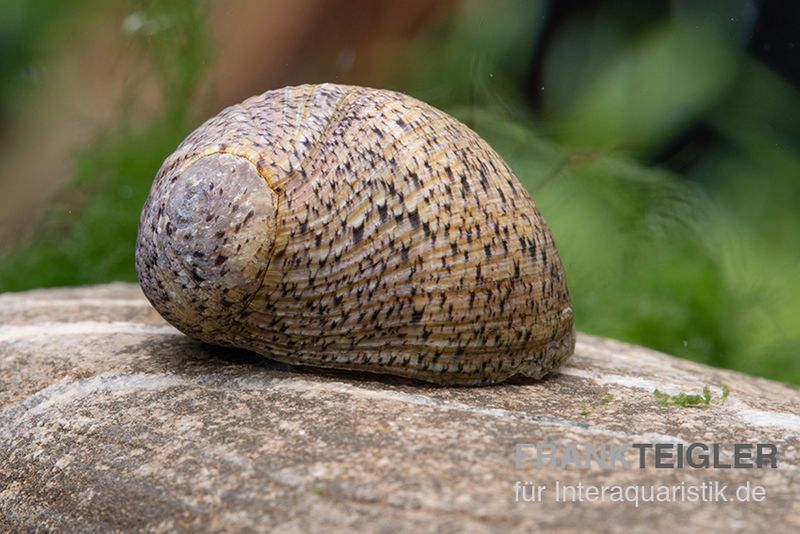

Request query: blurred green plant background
[{"left": 1, "top": 0, "right": 798, "bottom": 385}]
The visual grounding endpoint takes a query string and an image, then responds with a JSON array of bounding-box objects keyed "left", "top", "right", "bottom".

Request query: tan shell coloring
[{"left": 136, "top": 84, "right": 575, "bottom": 385}]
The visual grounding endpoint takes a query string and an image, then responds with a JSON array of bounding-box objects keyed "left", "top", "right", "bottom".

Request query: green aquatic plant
[{"left": 653, "top": 385, "right": 721, "bottom": 408}]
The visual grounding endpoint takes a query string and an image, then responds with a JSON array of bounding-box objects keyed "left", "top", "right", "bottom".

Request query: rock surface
[{"left": 0, "top": 283, "right": 798, "bottom": 532}]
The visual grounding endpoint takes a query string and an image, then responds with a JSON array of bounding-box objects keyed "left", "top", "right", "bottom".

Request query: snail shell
[{"left": 135, "top": 84, "right": 574, "bottom": 385}]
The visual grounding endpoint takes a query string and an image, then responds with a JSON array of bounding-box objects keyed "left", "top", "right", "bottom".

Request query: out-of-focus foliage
[
  {"left": 553, "top": 23, "right": 738, "bottom": 154},
  {"left": 0, "top": 0, "right": 798, "bottom": 385},
  {"left": 405, "top": 0, "right": 800, "bottom": 384},
  {"left": 0, "top": 0, "right": 80, "bottom": 121},
  {"left": 0, "top": 0, "right": 208, "bottom": 288}
]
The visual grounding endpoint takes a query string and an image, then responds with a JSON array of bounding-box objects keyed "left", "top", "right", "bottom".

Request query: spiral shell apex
[{"left": 136, "top": 84, "right": 575, "bottom": 385}]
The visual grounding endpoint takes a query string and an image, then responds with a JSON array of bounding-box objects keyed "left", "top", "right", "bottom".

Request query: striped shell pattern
[{"left": 135, "top": 84, "right": 574, "bottom": 385}]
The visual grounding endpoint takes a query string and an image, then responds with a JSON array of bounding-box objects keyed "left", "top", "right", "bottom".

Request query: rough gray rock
[{"left": 0, "top": 283, "right": 798, "bottom": 532}]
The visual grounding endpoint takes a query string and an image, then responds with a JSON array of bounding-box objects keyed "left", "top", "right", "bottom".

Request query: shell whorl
[{"left": 136, "top": 84, "right": 574, "bottom": 385}]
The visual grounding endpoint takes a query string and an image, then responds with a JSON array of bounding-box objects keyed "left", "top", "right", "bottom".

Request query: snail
[{"left": 135, "top": 84, "right": 574, "bottom": 385}]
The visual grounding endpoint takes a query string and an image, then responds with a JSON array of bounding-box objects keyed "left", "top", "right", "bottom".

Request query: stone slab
[{"left": 0, "top": 283, "right": 798, "bottom": 532}]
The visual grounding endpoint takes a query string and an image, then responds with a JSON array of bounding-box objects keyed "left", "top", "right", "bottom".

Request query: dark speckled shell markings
[{"left": 136, "top": 84, "right": 575, "bottom": 385}]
